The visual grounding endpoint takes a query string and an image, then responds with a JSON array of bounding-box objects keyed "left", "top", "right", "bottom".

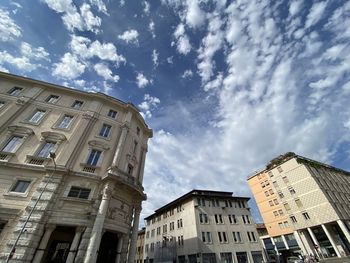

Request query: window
[
  {"left": 11, "top": 180, "right": 30, "bottom": 193},
  {"left": 282, "top": 176, "right": 289, "bottom": 183},
  {"left": 284, "top": 221, "right": 289, "bottom": 228},
  {"left": 151, "top": 229, "right": 155, "bottom": 237},
  {"left": 99, "top": 124, "right": 111, "bottom": 137},
  {"left": 278, "top": 209, "right": 284, "bottom": 215},
  {"left": 46, "top": 95, "right": 59, "bottom": 103},
  {"left": 197, "top": 198, "right": 206, "bottom": 206},
  {"left": 67, "top": 186, "right": 91, "bottom": 199},
  {"left": 295, "top": 199, "right": 303, "bottom": 208},
  {"left": 269, "top": 189, "right": 274, "bottom": 195},
  {"left": 215, "top": 214, "right": 223, "bottom": 224},
  {"left": 218, "top": 232, "right": 228, "bottom": 243},
  {"left": 87, "top": 149, "right": 101, "bottom": 166},
  {"left": 150, "top": 243, "right": 154, "bottom": 252},
  {"left": 247, "top": 232, "right": 257, "bottom": 242},
  {"left": 277, "top": 166, "right": 283, "bottom": 173},
  {"left": 177, "top": 219, "right": 183, "bottom": 228},
  {"left": 127, "top": 164, "right": 134, "bottom": 175},
  {"left": 72, "top": 100, "right": 84, "bottom": 109},
  {"left": 199, "top": 213, "right": 208, "bottom": 224},
  {"left": 273, "top": 199, "right": 279, "bottom": 205},
  {"left": 242, "top": 215, "right": 250, "bottom": 224},
  {"left": 302, "top": 212, "right": 310, "bottom": 220},
  {"left": 228, "top": 214, "right": 237, "bottom": 224},
  {"left": 178, "top": 235, "right": 184, "bottom": 246},
  {"left": 273, "top": 181, "right": 279, "bottom": 188},
  {"left": 1, "top": 136, "right": 23, "bottom": 153},
  {"left": 278, "top": 191, "right": 284, "bottom": 198},
  {"left": 170, "top": 222, "right": 175, "bottom": 231},
  {"left": 284, "top": 203, "right": 291, "bottom": 211},
  {"left": 233, "top": 231, "right": 242, "bottom": 243},
  {"left": 146, "top": 231, "right": 150, "bottom": 238},
  {"left": 265, "top": 191, "right": 269, "bottom": 197},
  {"left": 279, "top": 222, "right": 284, "bottom": 229},
  {"left": 108, "top": 109, "right": 117, "bottom": 118},
  {"left": 163, "top": 224, "right": 167, "bottom": 233},
  {"left": 156, "top": 227, "right": 161, "bottom": 235},
  {"left": 269, "top": 200, "right": 274, "bottom": 206},
  {"left": 288, "top": 187, "right": 296, "bottom": 194},
  {"left": 58, "top": 115, "right": 73, "bottom": 129},
  {"left": 28, "top": 109, "right": 46, "bottom": 124},
  {"left": 290, "top": 216, "right": 297, "bottom": 223},
  {"left": 268, "top": 171, "right": 273, "bottom": 177},
  {"left": 273, "top": 211, "right": 279, "bottom": 217},
  {"left": 8, "top": 87, "right": 22, "bottom": 96},
  {"left": 37, "top": 141, "right": 56, "bottom": 158}
]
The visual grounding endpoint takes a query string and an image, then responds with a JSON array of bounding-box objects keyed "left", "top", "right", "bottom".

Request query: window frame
[
  {"left": 1, "top": 135, "right": 24, "bottom": 153},
  {"left": 67, "top": 186, "right": 91, "bottom": 200},
  {"left": 6, "top": 178, "right": 34, "bottom": 197},
  {"left": 8, "top": 86, "right": 23, "bottom": 96},
  {"left": 55, "top": 114, "right": 75, "bottom": 130},
  {"left": 107, "top": 109, "right": 118, "bottom": 118},
  {"left": 46, "top": 94, "right": 60, "bottom": 104},
  {"left": 26, "top": 108, "right": 47, "bottom": 125},
  {"left": 99, "top": 123, "right": 112, "bottom": 138},
  {"left": 35, "top": 141, "right": 57, "bottom": 158},
  {"left": 71, "top": 100, "right": 84, "bottom": 109}
]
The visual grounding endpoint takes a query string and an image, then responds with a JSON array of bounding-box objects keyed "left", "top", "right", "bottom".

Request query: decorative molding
[
  {"left": 41, "top": 131, "right": 67, "bottom": 142},
  {"left": 88, "top": 140, "right": 110, "bottom": 151},
  {"left": 7, "top": 125, "right": 34, "bottom": 137}
]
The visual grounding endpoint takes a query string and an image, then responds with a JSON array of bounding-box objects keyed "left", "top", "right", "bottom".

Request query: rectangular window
[
  {"left": 273, "top": 211, "right": 279, "bottom": 217},
  {"left": 58, "top": 115, "right": 73, "bottom": 129},
  {"left": 269, "top": 200, "right": 274, "bottom": 206},
  {"left": 87, "top": 149, "right": 101, "bottom": 166},
  {"left": 108, "top": 109, "right": 117, "bottom": 118},
  {"left": 72, "top": 100, "right": 84, "bottom": 109},
  {"left": 278, "top": 191, "right": 284, "bottom": 198},
  {"left": 215, "top": 214, "right": 223, "bottom": 224},
  {"left": 156, "top": 227, "right": 161, "bottom": 235},
  {"left": 99, "top": 124, "right": 111, "bottom": 137},
  {"left": 284, "top": 203, "right": 291, "bottom": 211},
  {"left": 273, "top": 199, "right": 279, "bottom": 205},
  {"left": 268, "top": 171, "right": 273, "bottom": 177},
  {"left": 151, "top": 229, "right": 155, "bottom": 237},
  {"left": 282, "top": 176, "right": 289, "bottom": 183},
  {"left": 199, "top": 213, "right": 208, "bottom": 223},
  {"left": 277, "top": 166, "right": 283, "bottom": 173},
  {"left": 2, "top": 136, "right": 23, "bottom": 153},
  {"left": 278, "top": 209, "right": 284, "bottom": 215},
  {"left": 233, "top": 232, "right": 242, "bottom": 243},
  {"left": 177, "top": 219, "right": 183, "bottom": 228},
  {"left": 295, "top": 199, "right": 303, "bottom": 208},
  {"left": 11, "top": 180, "right": 30, "bottom": 193},
  {"left": 67, "top": 186, "right": 91, "bottom": 199},
  {"left": 289, "top": 187, "right": 296, "bottom": 194},
  {"left": 207, "top": 232, "right": 212, "bottom": 243},
  {"left": 218, "top": 232, "right": 227, "bottom": 243},
  {"left": 228, "top": 214, "right": 237, "bottom": 224},
  {"left": 46, "top": 95, "right": 59, "bottom": 103},
  {"left": 302, "top": 212, "right": 310, "bottom": 220},
  {"left": 37, "top": 142, "right": 56, "bottom": 158},
  {"left": 8, "top": 87, "right": 22, "bottom": 96},
  {"left": 290, "top": 216, "right": 298, "bottom": 223},
  {"left": 273, "top": 181, "right": 279, "bottom": 188},
  {"left": 202, "top": 232, "right": 206, "bottom": 242},
  {"left": 28, "top": 109, "right": 46, "bottom": 124},
  {"left": 163, "top": 224, "right": 167, "bottom": 233}
]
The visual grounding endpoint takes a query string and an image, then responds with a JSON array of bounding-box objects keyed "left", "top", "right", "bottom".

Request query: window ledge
[
  {"left": 26, "top": 155, "right": 50, "bottom": 166},
  {"left": 80, "top": 163, "right": 101, "bottom": 174},
  {"left": 95, "top": 135, "right": 111, "bottom": 141},
  {"left": 61, "top": 196, "right": 93, "bottom": 203},
  {"left": 3, "top": 192, "right": 29, "bottom": 198}
]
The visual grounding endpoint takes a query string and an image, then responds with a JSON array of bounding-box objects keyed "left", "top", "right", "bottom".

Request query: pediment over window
[
  {"left": 41, "top": 131, "right": 67, "bottom": 142},
  {"left": 88, "top": 140, "right": 110, "bottom": 151},
  {"left": 8, "top": 125, "right": 34, "bottom": 136}
]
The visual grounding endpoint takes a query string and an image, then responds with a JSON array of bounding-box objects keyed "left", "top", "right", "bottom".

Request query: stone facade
[
  {"left": 248, "top": 153, "right": 350, "bottom": 260},
  {"left": 0, "top": 72, "right": 152, "bottom": 263},
  {"left": 143, "top": 190, "right": 264, "bottom": 263}
]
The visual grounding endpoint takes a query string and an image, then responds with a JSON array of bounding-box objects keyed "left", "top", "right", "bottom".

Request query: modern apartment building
[
  {"left": 143, "top": 189, "right": 264, "bottom": 263},
  {"left": 0, "top": 71, "right": 152, "bottom": 263},
  {"left": 248, "top": 152, "right": 350, "bottom": 260}
]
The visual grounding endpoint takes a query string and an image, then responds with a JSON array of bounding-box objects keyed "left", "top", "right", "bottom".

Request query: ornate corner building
[{"left": 0, "top": 71, "right": 152, "bottom": 263}]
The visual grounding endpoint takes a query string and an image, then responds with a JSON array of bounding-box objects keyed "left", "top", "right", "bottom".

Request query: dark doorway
[
  {"left": 44, "top": 226, "right": 75, "bottom": 263},
  {"left": 96, "top": 231, "right": 119, "bottom": 263}
]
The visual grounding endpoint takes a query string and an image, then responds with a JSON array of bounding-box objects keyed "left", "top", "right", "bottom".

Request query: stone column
[
  {"left": 127, "top": 206, "right": 141, "bottom": 263},
  {"left": 282, "top": 235, "right": 289, "bottom": 249},
  {"left": 32, "top": 224, "right": 56, "bottom": 263},
  {"left": 84, "top": 183, "right": 114, "bottom": 263},
  {"left": 136, "top": 147, "right": 147, "bottom": 184},
  {"left": 307, "top": 228, "right": 322, "bottom": 259},
  {"left": 112, "top": 124, "right": 129, "bottom": 167},
  {"left": 337, "top": 220, "right": 350, "bottom": 245},
  {"left": 115, "top": 235, "right": 124, "bottom": 263},
  {"left": 294, "top": 231, "right": 308, "bottom": 256},
  {"left": 321, "top": 224, "right": 341, "bottom": 257},
  {"left": 66, "top": 226, "right": 85, "bottom": 263}
]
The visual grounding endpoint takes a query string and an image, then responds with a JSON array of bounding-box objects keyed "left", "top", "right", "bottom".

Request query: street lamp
[{"left": 5, "top": 152, "right": 57, "bottom": 262}]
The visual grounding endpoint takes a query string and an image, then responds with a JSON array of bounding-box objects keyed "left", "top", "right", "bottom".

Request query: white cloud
[
  {"left": 89, "top": 0, "right": 108, "bottom": 15},
  {"left": 74, "top": 79, "right": 86, "bottom": 87},
  {"left": 143, "top": 1, "right": 150, "bottom": 15},
  {"left": 167, "top": 56, "right": 173, "bottom": 64},
  {"left": 70, "top": 35, "right": 126, "bottom": 65},
  {"left": 20, "top": 42, "right": 50, "bottom": 61},
  {"left": 43, "top": 0, "right": 102, "bottom": 33},
  {"left": 149, "top": 20, "right": 156, "bottom": 38},
  {"left": 185, "top": 0, "right": 206, "bottom": 28},
  {"left": 152, "top": 49, "right": 159, "bottom": 67},
  {"left": 94, "top": 63, "right": 120, "bottom": 82},
  {"left": 0, "top": 51, "right": 36, "bottom": 71},
  {"left": 173, "top": 23, "right": 192, "bottom": 55},
  {"left": 0, "top": 8, "right": 21, "bottom": 41},
  {"left": 118, "top": 29, "right": 139, "bottom": 44},
  {"left": 138, "top": 93, "right": 160, "bottom": 118},
  {"left": 182, "top": 69, "right": 193, "bottom": 79},
  {"left": 52, "top": 53, "right": 86, "bottom": 79},
  {"left": 136, "top": 73, "right": 150, "bottom": 88},
  {"left": 305, "top": 1, "right": 328, "bottom": 28},
  {"left": 289, "top": 0, "right": 303, "bottom": 17}
]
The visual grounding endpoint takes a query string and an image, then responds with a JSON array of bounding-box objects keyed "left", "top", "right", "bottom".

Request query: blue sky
[{"left": 1, "top": 0, "right": 350, "bottom": 223}]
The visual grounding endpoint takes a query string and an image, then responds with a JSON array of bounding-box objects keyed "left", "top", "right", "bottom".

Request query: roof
[
  {"left": 0, "top": 71, "right": 153, "bottom": 136},
  {"left": 247, "top": 152, "right": 350, "bottom": 180},
  {"left": 144, "top": 189, "right": 250, "bottom": 220}
]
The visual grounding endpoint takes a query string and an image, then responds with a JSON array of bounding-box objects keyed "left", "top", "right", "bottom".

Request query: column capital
[
  {"left": 133, "top": 205, "right": 142, "bottom": 213},
  {"left": 102, "top": 182, "right": 114, "bottom": 199}
]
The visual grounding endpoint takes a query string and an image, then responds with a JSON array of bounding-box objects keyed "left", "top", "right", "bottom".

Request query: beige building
[
  {"left": 136, "top": 228, "right": 146, "bottom": 263},
  {"left": 0, "top": 71, "right": 152, "bottom": 263},
  {"left": 248, "top": 152, "right": 350, "bottom": 260},
  {"left": 143, "top": 189, "right": 264, "bottom": 263}
]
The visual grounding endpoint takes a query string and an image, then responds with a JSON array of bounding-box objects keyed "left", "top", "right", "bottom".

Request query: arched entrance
[{"left": 97, "top": 231, "right": 119, "bottom": 263}]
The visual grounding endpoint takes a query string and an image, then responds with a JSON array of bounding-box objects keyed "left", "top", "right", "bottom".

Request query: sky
[{"left": 1, "top": 0, "right": 350, "bottom": 224}]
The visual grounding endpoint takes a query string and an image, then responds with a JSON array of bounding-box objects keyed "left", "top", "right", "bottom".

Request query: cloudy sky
[{"left": 1, "top": 0, "right": 350, "bottom": 223}]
